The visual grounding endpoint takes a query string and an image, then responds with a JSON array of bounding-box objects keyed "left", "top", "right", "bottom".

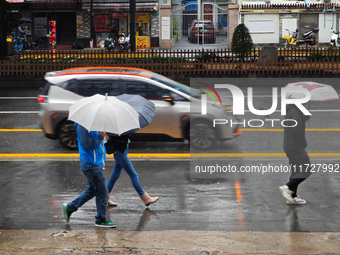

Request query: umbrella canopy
[
  {"left": 285, "top": 81, "right": 339, "bottom": 101},
  {"left": 19, "top": 17, "right": 33, "bottom": 23},
  {"left": 68, "top": 94, "right": 140, "bottom": 135},
  {"left": 117, "top": 94, "right": 156, "bottom": 130}
]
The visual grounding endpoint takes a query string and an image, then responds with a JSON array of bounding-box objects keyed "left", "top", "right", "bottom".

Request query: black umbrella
[{"left": 19, "top": 17, "right": 33, "bottom": 23}]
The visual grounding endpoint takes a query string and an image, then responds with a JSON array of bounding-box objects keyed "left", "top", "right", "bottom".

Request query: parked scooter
[
  {"left": 9, "top": 32, "right": 33, "bottom": 53},
  {"left": 330, "top": 31, "right": 340, "bottom": 47},
  {"left": 283, "top": 28, "right": 319, "bottom": 48},
  {"left": 117, "top": 33, "right": 131, "bottom": 52},
  {"left": 104, "top": 36, "right": 116, "bottom": 52}
]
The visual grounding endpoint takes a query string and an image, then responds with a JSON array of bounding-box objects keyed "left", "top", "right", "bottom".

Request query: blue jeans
[
  {"left": 68, "top": 167, "right": 108, "bottom": 223},
  {"left": 107, "top": 146, "right": 144, "bottom": 195}
]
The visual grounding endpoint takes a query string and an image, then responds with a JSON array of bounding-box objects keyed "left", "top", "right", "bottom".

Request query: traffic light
[{"left": 49, "top": 20, "right": 56, "bottom": 46}]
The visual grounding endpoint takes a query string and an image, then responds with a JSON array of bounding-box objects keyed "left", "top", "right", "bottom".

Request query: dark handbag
[
  {"left": 105, "top": 134, "right": 129, "bottom": 154},
  {"left": 105, "top": 137, "right": 117, "bottom": 154}
]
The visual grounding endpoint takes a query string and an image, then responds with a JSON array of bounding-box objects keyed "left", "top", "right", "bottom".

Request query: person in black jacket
[
  {"left": 279, "top": 104, "right": 312, "bottom": 205},
  {"left": 105, "top": 134, "right": 158, "bottom": 207}
]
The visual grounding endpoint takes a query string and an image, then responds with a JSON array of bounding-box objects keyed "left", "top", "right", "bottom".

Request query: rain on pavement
[
  {"left": 0, "top": 159, "right": 339, "bottom": 232},
  {"left": 0, "top": 78, "right": 340, "bottom": 253}
]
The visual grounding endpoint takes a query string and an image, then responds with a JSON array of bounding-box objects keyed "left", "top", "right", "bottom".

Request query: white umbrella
[
  {"left": 68, "top": 94, "right": 140, "bottom": 135},
  {"left": 285, "top": 81, "right": 339, "bottom": 101}
]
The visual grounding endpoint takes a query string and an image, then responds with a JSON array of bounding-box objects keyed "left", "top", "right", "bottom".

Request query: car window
[
  {"left": 169, "top": 91, "right": 187, "bottom": 101},
  {"left": 41, "top": 82, "right": 52, "bottom": 95},
  {"left": 194, "top": 22, "right": 213, "bottom": 28},
  {"left": 61, "top": 79, "right": 123, "bottom": 97},
  {"left": 124, "top": 81, "right": 171, "bottom": 100},
  {"left": 149, "top": 74, "right": 200, "bottom": 99}
]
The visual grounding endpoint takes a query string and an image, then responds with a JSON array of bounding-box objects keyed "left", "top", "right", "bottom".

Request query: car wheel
[
  {"left": 58, "top": 121, "right": 78, "bottom": 150},
  {"left": 189, "top": 121, "right": 216, "bottom": 150}
]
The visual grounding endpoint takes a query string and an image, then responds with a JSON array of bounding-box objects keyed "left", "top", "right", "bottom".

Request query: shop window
[
  {"left": 136, "top": 14, "right": 150, "bottom": 36},
  {"left": 34, "top": 17, "right": 48, "bottom": 37},
  {"left": 95, "top": 15, "right": 111, "bottom": 33}
]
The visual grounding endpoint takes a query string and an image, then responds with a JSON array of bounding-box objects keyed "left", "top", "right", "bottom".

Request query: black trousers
[{"left": 285, "top": 149, "right": 312, "bottom": 197}]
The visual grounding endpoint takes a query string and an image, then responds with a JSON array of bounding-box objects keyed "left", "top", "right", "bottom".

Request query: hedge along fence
[{"left": 1, "top": 47, "right": 340, "bottom": 77}]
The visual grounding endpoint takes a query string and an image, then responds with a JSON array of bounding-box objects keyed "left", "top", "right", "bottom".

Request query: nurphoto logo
[{"left": 200, "top": 84, "right": 312, "bottom": 128}]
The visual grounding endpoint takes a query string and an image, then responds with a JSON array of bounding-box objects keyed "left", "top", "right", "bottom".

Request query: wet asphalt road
[
  {"left": 1, "top": 159, "right": 339, "bottom": 232},
  {"left": 0, "top": 78, "right": 340, "bottom": 232}
]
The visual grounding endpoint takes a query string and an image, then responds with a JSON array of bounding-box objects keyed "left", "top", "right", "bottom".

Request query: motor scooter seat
[{"left": 303, "top": 31, "right": 313, "bottom": 37}]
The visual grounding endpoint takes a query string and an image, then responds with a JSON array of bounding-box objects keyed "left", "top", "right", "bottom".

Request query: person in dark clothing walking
[
  {"left": 18, "top": 22, "right": 26, "bottom": 37},
  {"left": 279, "top": 104, "right": 312, "bottom": 205}
]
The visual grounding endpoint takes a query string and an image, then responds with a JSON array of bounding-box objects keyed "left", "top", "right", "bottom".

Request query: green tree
[
  {"left": 0, "top": 0, "right": 12, "bottom": 58},
  {"left": 231, "top": 23, "right": 253, "bottom": 61}
]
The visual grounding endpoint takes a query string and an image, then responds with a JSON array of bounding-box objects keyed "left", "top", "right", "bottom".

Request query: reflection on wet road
[
  {"left": 0, "top": 81, "right": 339, "bottom": 234},
  {"left": 0, "top": 159, "right": 339, "bottom": 232}
]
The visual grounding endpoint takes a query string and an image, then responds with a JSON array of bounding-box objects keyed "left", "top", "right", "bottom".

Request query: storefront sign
[
  {"left": 162, "top": 17, "right": 170, "bottom": 40},
  {"left": 49, "top": 20, "right": 57, "bottom": 46},
  {"left": 136, "top": 36, "right": 150, "bottom": 48},
  {"left": 6, "top": 0, "right": 25, "bottom": 3},
  {"left": 76, "top": 15, "right": 83, "bottom": 25},
  {"left": 136, "top": 14, "right": 150, "bottom": 23},
  {"left": 25, "top": 0, "right": 79, "bottom": 2}
]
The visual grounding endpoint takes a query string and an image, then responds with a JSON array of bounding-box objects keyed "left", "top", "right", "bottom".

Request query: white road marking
[
  {"left": 0, "top": 111, "right": 39, "bottom": 114},
  {"left": 0, "top": 97, "right": 37, "bottom": 99}
]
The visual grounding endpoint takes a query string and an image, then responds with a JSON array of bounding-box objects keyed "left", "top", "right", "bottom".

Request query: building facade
[
  {"left": 6, "top": 0, "right": 161, "bottom": 49},
  {"left": 229, "top": 1, "right": 340, "bottom": 47}
]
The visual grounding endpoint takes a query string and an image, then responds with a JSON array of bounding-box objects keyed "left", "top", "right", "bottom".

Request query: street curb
[{"left": 0, "top": 230, "right": 339, "bottom": 254}]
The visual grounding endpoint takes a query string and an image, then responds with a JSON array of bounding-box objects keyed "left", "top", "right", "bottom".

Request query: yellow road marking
[
  {"left": 0, "top": 153, "right": 190, "bottom": 158},
  {"left": 0, "top": 129, "right": 43, "bottom": 132},
  {"left": 1, "top": 128, "right": 340, "bottom": 132},
  {"left": 242, "top": 129, "right": 283, "bottom": 132},
  {"left": 191, "top": 153, "right": 340, "bottom": 157},
  {"left": 0, "top": 153, "right": 79, "bottom": 157},
  {"left": 242, "top": 128, "right": 340, "bottom": 132}
]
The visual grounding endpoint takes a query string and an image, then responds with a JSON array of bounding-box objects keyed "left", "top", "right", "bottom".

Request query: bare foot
[{"left": 107, "top": 201, "right": 117, "bottom": 206}]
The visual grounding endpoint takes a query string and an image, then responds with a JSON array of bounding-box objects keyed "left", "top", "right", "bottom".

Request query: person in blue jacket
[{"left": 62, "top": 124, "right": 116, "bottom": 228}]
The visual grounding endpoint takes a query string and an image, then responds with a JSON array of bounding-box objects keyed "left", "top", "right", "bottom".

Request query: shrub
[{"left": 231, "top": 23, "right": 253, "bottom": 61}]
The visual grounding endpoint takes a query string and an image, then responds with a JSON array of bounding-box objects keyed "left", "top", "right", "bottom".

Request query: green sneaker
[
  {"left": 62, "top": 203, "right": 73, "bottom": 223},
  {"left": 95, "top": 219, "right": 116, "bottom": 228}
]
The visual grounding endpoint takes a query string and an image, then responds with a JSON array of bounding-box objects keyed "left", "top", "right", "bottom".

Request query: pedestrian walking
[
  {"left": 62, "top": 124, "right": 116, "bottom": 228},
  {"left": 105, "top": 134, "right": 158, "bottom": 207},
  {"left": 17, "top": 22, "right": 26, "bottom": 37},
  {"left": 279, "top": 103, "right": 312, "bottom": 205}
]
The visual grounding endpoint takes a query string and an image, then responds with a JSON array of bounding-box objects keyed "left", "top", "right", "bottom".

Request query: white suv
[{"left": 37, "top": 67, "right": 241, "bottom": 150}]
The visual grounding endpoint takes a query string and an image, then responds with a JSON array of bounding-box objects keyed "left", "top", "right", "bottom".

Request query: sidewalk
[{"left": 1, "top": 230, "right": 339, "bottom": 254}]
